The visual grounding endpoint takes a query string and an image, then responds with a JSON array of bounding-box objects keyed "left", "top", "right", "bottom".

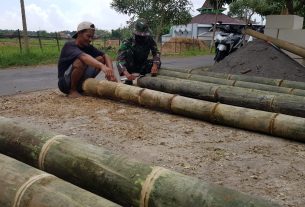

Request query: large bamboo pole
[
  {"left": 162, "top": 67, "right": 305, "bottom": 90},
  {"left": 244, "top": 28, "right": 305, "bottom": 58},
  {"left": 137, "top": 76, "right": 305, "bottom": 118},
  {"left": 0, "top": 153, "right": 120, "bottom": 207},
  {"left": 0, "top": 117, "right": 279, "bottom": 207},
  {"left": 83, "top": 79, "right": 305, "bottom": 142},
  {"left": 158, "top": 69, "right": 305, "bottom": 97}
]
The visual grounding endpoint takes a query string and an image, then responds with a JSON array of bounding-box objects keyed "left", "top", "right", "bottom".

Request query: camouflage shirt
[{"left": 116, "top": 36, "right": 160, "bottom": 74}]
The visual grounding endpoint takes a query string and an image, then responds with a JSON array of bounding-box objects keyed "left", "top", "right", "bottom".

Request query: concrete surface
[
  {"left": 266, "top": 15, "right": 304, "bottom": 30},
  {"left": 0, "top": 55, "right": 214, "bottom": 96}
]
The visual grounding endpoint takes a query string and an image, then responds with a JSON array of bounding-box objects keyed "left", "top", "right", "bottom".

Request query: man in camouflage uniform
[{"left": 116, "top": 19, "right": 161, "bottom": 83}]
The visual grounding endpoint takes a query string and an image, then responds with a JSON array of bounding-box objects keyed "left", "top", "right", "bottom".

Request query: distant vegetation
[{"left": 0, "top": 23, "right": 211, "bottom": 69}]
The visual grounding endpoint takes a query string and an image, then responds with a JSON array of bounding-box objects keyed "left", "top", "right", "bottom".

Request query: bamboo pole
[
  {"left": 83, "top": 79, "right": 305, "bottom": 142},
  {"left": 158, "top": 69, "right": 305, "bottom": 96},
  {"left": 244, "top": 28, "right": 305, "bottom": 58},
  {"left": 0, "top": 153, "right": 120, "bottom": 207},
  {"left": 162, "top": 67, "right": 305, "bottom": 90},
  {"left": 137, "top": 76, "right": 305, "bottom": 118},
  {"left": 0, "top": 116, "right": 279, "bottom": 207}
]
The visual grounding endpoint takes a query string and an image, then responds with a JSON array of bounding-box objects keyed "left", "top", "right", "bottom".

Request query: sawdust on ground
[{"left": 0, "top": 89, "right": 305, "bottom": 207}]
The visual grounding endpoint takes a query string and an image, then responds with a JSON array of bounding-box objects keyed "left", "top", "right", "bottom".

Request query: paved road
[{"left": 0, "top": 55, "right": 214, "bottom": 96}]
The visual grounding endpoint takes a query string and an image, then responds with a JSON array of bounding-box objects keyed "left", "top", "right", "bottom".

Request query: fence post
[
  {"left": 193, "top": 37, "right": 195, "bottom": 51},
  {"left": 37, "top": 31, "right": 43, "bottom": 52},
  {"left": 180, "top": 42, "right": 182, "bottom": 54},
  {"left": 160, "top": 39, "right": 162, "bottom": 54},
  {"left": 55, "top": 32, "right": 60, "bottom": 51},
  {"left": 17, "top": 29, "right": 22, "bottom": 53},
  {"left": 174, "top": 41, "right": 176, "bottom": 53}
]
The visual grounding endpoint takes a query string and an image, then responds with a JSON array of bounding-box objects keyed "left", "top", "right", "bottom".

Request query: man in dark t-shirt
[{"left": 58, "top": 21, "right": 117, "bottom": 98}]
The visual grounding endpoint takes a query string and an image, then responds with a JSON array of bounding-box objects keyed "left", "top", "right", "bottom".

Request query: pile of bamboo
[
  {"left": 158, "top": 68, "right": 305, "bottom": 96},
  {"left": 83, "top": 79, "right": 305, "bottom": 142},
  {"left": 0, "top": 116, "right": 279, "bottom": 207},
  {"left": 0, "top": 153, "right": 120, "bottom": 207},
  {"left": 137, "top": 75, "right": 305, "bottom": 118}
]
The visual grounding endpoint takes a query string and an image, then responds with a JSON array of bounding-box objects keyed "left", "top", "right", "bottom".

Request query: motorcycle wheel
[{"left": 214, "top": 50, "right": 226, "bottom": 62}]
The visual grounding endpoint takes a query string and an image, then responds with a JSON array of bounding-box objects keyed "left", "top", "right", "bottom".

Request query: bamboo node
[
  {"left": 140, "top": 167, "right": 169, "bottom": 207},
  {"left": 38, "top": 135, "right": 66, "bottom": 170},
  {"left": 210, "top": 102, "right": 220, "bottom": 122},
  {"left": 168, "top": 95, "right": 178, "bottom": 111},
  {"left": 269, "top": 113, "right": 280, "bottom": 134},
  {"left": 278, "top": 79, "right": 284, "bottom": 87},
  {"left": 288, "top": 88, "right": 295, "bottom": 94},
  {"left": 13, "top": 173, "right": 54, "bottom": 207},
  {"left": 188, "top": 68, "right": 195, "bottom": 74}
]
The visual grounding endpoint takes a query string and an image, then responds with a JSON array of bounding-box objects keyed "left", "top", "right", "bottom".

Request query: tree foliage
[
  {"left": 229, "top": 0, "right": 268, "bottom": 23},
  {"left": 229, "top": 0, "right": 305, "bottom": 27},
  {"left": 229, "top": 0, "right": 305, "bottom": 17},
  {"left": 110, "top": 0, "right": 193, "bottom": 41},
  {"left": 210, "top": 0, "right": 233, "bottom": 9}
]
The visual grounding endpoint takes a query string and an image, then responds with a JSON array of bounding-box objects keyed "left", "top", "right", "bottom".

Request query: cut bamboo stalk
[
  {"left": 137, "top": 76, "right": 305, "bottom": 118},
  {"left": 83, "top": 79, "right": 305, "bottom": 142},
  {"left": 192, "top": 69, "right": 305, "bottom": 90},
  {"left": 0, "top": 153, "right": 120, "bottom": 207},
  {"left": 162, "top": 67, "right": 305, "bottom": 90},
  {"left": 0, "top": 116, "right": 280, "bottom": 207},
  {"left": 158, "top": 69, "right": 305, "bottom": 97}
]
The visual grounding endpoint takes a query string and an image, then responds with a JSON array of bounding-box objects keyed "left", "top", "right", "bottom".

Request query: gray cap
[{"left": 72, "top": 21, "right": 95, "bottom": 38}]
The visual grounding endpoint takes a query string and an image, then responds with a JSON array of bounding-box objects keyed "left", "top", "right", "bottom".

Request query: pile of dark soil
[{"left": 211, "top": 40, "right": 305, "bottom": 82}]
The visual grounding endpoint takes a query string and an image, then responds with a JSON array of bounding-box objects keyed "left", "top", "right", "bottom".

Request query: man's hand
[
  {"left": 123, "top": 70, "right": 136, "bottom": 81},
  {"left": 100, "top": 65, "right": 116, "bottom": 81},
  {"left": 151, "top": 64, "right": 158, "bottom": 76}
]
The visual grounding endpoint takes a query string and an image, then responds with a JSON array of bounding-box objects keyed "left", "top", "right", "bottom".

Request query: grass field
[{"left": 0, "top": 38, "right": 212, "bottom": 69}]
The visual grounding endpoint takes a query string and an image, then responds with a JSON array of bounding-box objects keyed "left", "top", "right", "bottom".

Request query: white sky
[{"left": 0, "top": 0, "right": 204, "bottom": 32}]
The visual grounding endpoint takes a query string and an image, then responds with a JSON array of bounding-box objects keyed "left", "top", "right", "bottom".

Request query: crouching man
[{"left": 58, "top": 21, "right": 117, "bottom": 98}]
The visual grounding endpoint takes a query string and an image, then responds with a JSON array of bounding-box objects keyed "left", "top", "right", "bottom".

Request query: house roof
[
  {"left": 197, "top": 0, "right": 225, "bottom": 13},
  {"left": 191, "top": 13, "right": 246, "bottom": 25}
]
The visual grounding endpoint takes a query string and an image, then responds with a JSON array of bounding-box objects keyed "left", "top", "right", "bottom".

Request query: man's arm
[
  {"left": 116, "top": 39, "right": 136, "bottom": 80},
  {"left": 150, "top": 38, "right": 161, "bottom": 75},
  {"left": 79, "top": 53, "right": 116, "bottom": 81}
]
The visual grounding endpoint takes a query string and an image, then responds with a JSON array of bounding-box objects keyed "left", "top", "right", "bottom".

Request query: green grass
[
  {"left": 162, "top": 48, "right": 214, "bottom": 57},
  {"left": 0, "top": 38, "right": 213, "bottom": 69}
]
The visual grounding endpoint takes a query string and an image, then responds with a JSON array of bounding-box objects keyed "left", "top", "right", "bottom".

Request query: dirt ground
[{"left": 0, "top": 89, "right": 305, "bottom": 207}]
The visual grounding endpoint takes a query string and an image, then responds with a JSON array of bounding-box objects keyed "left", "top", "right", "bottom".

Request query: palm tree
[{"left": 20, "top": 0, "right": 29, "bottom": 53}]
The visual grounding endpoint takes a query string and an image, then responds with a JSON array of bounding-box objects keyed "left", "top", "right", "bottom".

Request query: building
[{"left": 162, "top": 0, "right": 246, "bottom": 44}]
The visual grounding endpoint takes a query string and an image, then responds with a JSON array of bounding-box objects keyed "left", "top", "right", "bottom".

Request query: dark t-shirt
[{"left": 57, "top": 41, "right": 104, "bottom": 78}]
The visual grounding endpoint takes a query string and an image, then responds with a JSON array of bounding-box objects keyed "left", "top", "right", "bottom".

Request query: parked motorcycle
[{"left": 214, "top": 24, "right": 244, "bottom": 62}]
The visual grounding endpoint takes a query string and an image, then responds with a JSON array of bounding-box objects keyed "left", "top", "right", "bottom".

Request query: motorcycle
[{"left": 214, "top": 24, "right": 244, "bottom": 62}]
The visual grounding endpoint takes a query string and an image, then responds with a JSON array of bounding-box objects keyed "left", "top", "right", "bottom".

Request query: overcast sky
[{"left": 0, "top": 0, "right": 205, "bottom": 32}]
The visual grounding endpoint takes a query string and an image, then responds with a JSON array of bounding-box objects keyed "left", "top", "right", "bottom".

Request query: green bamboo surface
[
  {"left": 83, "top": 79, "right": 305, "bottom": 142},
  {"left": 158, "top": 69, "right": 305, "bottom": 96},
  {"left": 0, "top": 153, "right": 120, "bottom": 207},
  {"left": 158, "top": 69, "right": 305, "bottom": 97},
  {"left": 137, "top": 76, "right": 305, "bottom": 118},
  {"left": 0, "top": 116, "right": 279, "bottom": 207}
]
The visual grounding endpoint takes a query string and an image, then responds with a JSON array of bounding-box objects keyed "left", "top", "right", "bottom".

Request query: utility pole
[
  {"left": 20, "top": 0, "right": 30, "bottom": 53},
  {"left": 210, "top": 0, "right": 221, "bottom": 53}
]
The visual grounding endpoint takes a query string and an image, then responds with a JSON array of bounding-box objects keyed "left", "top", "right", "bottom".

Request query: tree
[
  {"left": 228, "top": 0, "right": 305, "bottom": 28},
  {"left": 210, "top": 0, "right": 233, "bottom": 9},
  {"left": 229, "top": 0, "right": 305, "bottom": 24},
  {"left": 20, "top": 0, "right": 29, "bottom": 53},
  {"left": 111, "top": 0, "right": 192, "bottom": 42}
]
